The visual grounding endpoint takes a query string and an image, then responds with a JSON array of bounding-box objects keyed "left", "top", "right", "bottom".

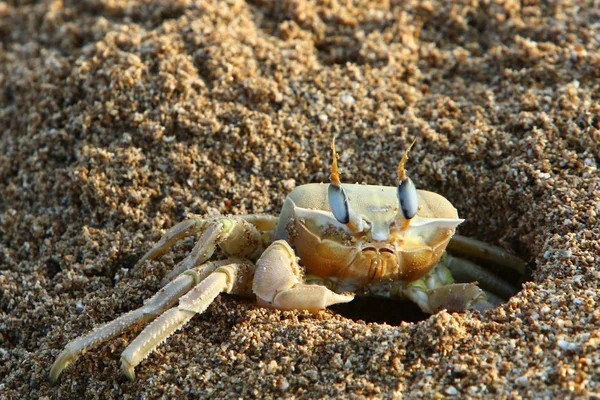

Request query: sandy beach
[{"left": 1, "top": 0, "right": 599, "bottom": 398}]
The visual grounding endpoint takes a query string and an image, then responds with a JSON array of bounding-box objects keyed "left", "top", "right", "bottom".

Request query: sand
[{"left": 1, "top": 0, "right": 599, "bottom": 398}]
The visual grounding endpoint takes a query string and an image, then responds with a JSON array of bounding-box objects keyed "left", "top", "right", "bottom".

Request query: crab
[{"left": 49, "top": 140, "right": 524, "bottom": 382}]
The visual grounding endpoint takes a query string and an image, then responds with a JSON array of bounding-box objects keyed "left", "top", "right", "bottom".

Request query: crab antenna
[
  {"left": 330, "top": 137, "right": 342, "bottom": 186},
  {"left": 397, "top": 138, "right": 417, "bottom": 181}
]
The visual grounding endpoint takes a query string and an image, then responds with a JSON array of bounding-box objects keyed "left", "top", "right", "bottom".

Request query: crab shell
[{"left": 275, "top": 183, "right": 464, "bottom": 292}]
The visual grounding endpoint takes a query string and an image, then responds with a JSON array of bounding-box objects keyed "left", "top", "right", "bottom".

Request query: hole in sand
[{"left": 331, "top": 296, "right": 429, "bottom": 325}]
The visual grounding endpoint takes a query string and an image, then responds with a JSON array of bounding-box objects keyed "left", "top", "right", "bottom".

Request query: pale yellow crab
[{"left": 49, "top": 140, "right": 524, "bottom": 382}]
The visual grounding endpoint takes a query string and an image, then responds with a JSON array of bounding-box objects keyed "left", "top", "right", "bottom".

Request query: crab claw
[{"left": 254, "top": 240, "right": 354, "bottom": 311}]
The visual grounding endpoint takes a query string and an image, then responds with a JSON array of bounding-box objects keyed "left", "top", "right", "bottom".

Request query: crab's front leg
[
  {"left": 403, "top": 282, "right": 492, "bottom": 314},
  {"left": 253, "top": 240, "right": 354, "bottom": 311},
  {"left": 397, "top": 233, "right": 526, "bottom": 314},
  {"left": 399, "top": 262, "right": 492, "bottom": 314}
]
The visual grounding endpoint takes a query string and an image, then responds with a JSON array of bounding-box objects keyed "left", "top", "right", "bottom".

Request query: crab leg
[
  {"left": 120, "top": 260, "right": 255, "bottom": 380},
  {"left": 159, "top": 222, "right": 223, "bottom": 283},
  {"left": 49, "top": 259, "right": 237, "bottom": 382},
  {"left": 447, "top": 235, "right": 526, "bottom": 275},
  {"left": 161, "top": 217, "right": 263, "bottom": 283},
  {"left": 253, "top": 240, "right": 354, "bottom": 311},
  {"left": 140, "top": 219, "right": 204, "bottom": 263},
  {"left": 49, "top": 270, "right": 197, "bottom": 382},
  {"left": 240, "top": 214, "right": 279, "bottom": 233},
  {"left": 443, "top": 254, "right": 518, "bottom": 300}
]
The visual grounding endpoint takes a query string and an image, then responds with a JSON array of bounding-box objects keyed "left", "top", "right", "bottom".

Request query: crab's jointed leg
[
  {"left": 140, "top": 219, "right": 204, "bottom": 263},
  {"left": 443, "top": 253, "right": 518, "bottom": 301},
  {"left": 149, "top": 216, "right": 264, "bottom": 283},
  {"left": 49, "top": 267, "right": 198, "bottom": 382},
  {"left": 398, "top": 236, "right": 525, "bottom": 313},
  {"left": 49, "top": 259, "right": 254, "bottom": 382},
  {"left": 253, "top": 240, "right": 354, "bottom": 311},
  {"left": 447, "top": 235, "right": 526, "bottom": 275},
  {"left": 403, "top": 282, "right": 492, "bottom": 314},
  {"left": 397, "top": 261, "right": 492, "bottom": 314},
  {"left": 50, "top": 215, "right": 272, "bottom": 383},
  {"left": 120, "top": 260, "right": 255, "bottom": 380},
  {"left": 141, "top": 215, "right": 276, "bottom": 267},
  {"left": 443, "top": 234, "right": 524, "bottom": 304}
]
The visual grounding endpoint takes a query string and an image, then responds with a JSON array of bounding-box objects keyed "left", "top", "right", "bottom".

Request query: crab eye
[
  {"left": 397, "top": 177, "right": 418, "bottom": 220},
  {"left": 328, "top": 184, "right": 350, "bottom": 224}
]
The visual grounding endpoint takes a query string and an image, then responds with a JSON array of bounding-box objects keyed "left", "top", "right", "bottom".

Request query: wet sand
[{"left": 1, "top": 1, "right": 599, "bottom": 398}]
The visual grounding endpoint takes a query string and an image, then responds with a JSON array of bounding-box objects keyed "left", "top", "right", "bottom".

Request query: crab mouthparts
[{"left": 360, "top": 244, "right": 395, "bottom": 253}]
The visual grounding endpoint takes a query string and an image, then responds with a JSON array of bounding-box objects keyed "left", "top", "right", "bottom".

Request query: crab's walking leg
[
  {"left": 253, "top": 240, "right": 354, "bottom": 311},
  {"left": 49, "top": 270, "right": 198, "bottom": 383},
  {"left": 120, "top": 260, "right": 255, "bottom": 380},
  {"left": 240, "top": 214, "right": 279, "bottom": 233},
  {"left": 447, "top": 235, "right": 526, "bottom": 275},
  {"left": 140, "top": 219, "right": 204, "bottom": 263},
  {"left": 161, "top": 217, "right": 263, "bottom": 284},
  {"left": 49, "top": 258, "right": 238, "bottom": 382},
  {"left": 443, "top": 254, "right": 518, "bottom": 300}
]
